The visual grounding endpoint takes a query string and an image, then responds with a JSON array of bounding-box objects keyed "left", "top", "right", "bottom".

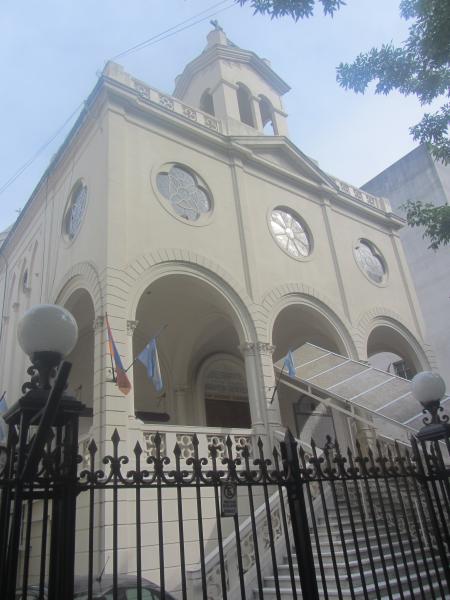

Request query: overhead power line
[
  {"left": 110, "top": 0, "right": 236, "bottom": 61},
  {"left": 0, "top": 0, "right": 238, "bottom": 197},
  {"left": 0, "top": 102, "right": 84, "bottom": 196}
]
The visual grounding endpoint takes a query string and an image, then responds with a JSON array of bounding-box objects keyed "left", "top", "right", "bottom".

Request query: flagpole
[
  {"left": 270, "top": 364, "right": 285, "bottom": 404},
  {"left": 105, "top": 313, "right": 116, "bottom": 383},
  {"left": 124, "top": 323, "right": 168, "bottom": 373}
]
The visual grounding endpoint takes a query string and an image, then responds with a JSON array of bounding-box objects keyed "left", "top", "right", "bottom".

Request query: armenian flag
[{"left": 105, "top": 315, "right": 131, "bottom": 395}]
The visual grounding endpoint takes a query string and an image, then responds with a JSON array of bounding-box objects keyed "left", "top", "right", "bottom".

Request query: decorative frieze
[
  {"left": 133, "top": 80, "right": 150, "bottom": 99},
  {"left": 204, "top": 116, "right": 219, "bottom": 131},
  {"left": 182, "top": 106, "right": 197, "bottom": 121},
  {"left": 158, "top": 94, "right": 174, "bottom": 110},
  {"left": 239, "top": 341, "right": 275, "bottom": 356}
]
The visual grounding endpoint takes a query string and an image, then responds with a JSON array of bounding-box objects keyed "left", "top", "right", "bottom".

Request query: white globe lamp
[
  {"left": 17, "top": 304, "right": 78, "bottom": 390},
  {"left": 411, "top": 371, "right": 449, "bottom": 441},
  {"left": 411, "top": 371, "right": 446, "bottom": 409}
]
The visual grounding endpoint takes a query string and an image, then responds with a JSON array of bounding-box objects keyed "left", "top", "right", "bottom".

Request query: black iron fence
[{"left": 1, "top": 368, "right": 450, "bottom": 599}]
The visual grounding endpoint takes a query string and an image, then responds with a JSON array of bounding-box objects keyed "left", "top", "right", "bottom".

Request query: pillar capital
[
  {"left": 126, "top": 320, "right": 139, "bottom": 336},
  {"left": 239, "top": 341, "right": 276, "bottom": 357},
  {"left": 92, "top": 315, "right": 104, "bottom": 331}
]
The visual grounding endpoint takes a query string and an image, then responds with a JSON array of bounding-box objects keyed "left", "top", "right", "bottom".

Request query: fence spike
[
  {"left": 88, "top": 439, "right": 97, "bottom": 455},
  {"left": 173, "top": 442, "right": 181, "bottom": 457}
]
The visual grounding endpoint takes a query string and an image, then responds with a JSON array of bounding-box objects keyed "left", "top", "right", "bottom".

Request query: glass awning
[{"left": 274, "top": 343, "right": 449, "bottom": 438}]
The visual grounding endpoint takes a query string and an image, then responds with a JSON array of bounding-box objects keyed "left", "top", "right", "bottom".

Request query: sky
[{"left": 0, "top": 0, "right": 433, "bottom": 232}]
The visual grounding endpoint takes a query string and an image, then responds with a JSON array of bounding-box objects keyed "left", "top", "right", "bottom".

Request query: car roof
[
  {"left": 73, "top": 575, "right": 157, "bottom": 594},
  {"left": 23, "top": 575, "right": 163, "bottom": 597}
]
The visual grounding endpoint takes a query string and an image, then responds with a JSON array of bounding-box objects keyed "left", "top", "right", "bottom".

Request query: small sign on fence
[{"left": 221, "top": 482, "right": 238, "bottom": 517}]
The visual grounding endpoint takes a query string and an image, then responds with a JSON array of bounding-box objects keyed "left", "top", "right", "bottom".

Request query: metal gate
[{"left": 1, "top": 364, "right": 450, "bottom": 599}]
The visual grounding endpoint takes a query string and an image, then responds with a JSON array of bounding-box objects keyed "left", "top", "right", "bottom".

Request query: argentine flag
[
  {"left": 137, "top": 338, "right": 163, "bottom": 392},
  {"left": 283, "top": 350, "right": 296, "bottom": 379}
]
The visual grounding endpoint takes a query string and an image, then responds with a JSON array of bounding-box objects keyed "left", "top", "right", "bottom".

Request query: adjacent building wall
[{"left": 363, "top": 145, "right": 450, "bottom": 389}]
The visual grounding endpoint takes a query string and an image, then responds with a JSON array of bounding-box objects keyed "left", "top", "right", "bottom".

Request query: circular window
[
  {"left": 156, "top": 165, "right": 211, "bottom": 222},
  {"left": 63, "top": 181, "right": 87, "bottom": 241},
  {"left": 354, "top": 239, "right": 387, "bottom": 284},
  {"left": 270, "top": 208, "right": 311, "bottom": 258}
]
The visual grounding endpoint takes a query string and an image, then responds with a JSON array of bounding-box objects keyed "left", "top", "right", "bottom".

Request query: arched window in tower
[
  {"left": 259, "top": 95, "right": 277, "bottom": 135},
  {"left": 236, "top": 83, "right": 255, "bottom": 127},
  {"left": 200, "top": 89, "right": 215, "bottom": 116}
]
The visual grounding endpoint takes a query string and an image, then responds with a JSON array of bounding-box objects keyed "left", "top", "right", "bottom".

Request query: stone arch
[
  {"left": 262, "top": 282, "right": 357, "bottom": 359},
  {"left": 59, "top": 287, "right": 96, "bottom": 435},
  {"left": 356, "top": 308, "right": 432, "bottom": 374},
  {"left": 52, "top": 261, "right": 103, "bottom": 318},
  {"left": 128, "top": 252, "right": 261, "bottom": 427},
  {"left": 126, "top": 249, "right": 258, "bottom": 343}
]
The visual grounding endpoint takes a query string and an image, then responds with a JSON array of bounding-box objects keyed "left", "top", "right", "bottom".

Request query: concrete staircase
[{"left": 255, "top": 481, "right": 449, "bottom": 599}]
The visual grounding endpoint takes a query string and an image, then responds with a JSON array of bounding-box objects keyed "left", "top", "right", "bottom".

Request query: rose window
[
  {"left": 270, "top": 208, "right": 311, "bottom": 258},
  {"left": 156, "top": 166, "right": 211, "bottom": 221}
]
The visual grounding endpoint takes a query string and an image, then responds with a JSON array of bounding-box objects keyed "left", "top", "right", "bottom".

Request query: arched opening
[
  {"left": 236, "top": 83, "right": 255, "bottom": 128},
  {"left": 200, "top": 354, "right": 250, "bottom": 428},
  {"left": 272, "top": 302, "right": 350, "bottom": 447},
  {"left": 367, "top": 324, "right": 422, "bottom": 380},
  {"left": 259, "top": 95, "right": 277, "bottom": 135},
  {"left": 133, "top": 274, "right": 250, "bottom": 428},
  {"left": 200, "top": 89, "right": 215, "bottom": 116},
  {"left": 63, "top": 289, "right": 95, "bottom": 435}
]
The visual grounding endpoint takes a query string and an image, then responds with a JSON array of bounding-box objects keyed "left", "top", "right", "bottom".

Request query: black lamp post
[
  {"left": 412, "top": 371, "right": 450, "bottom": 442},
  {"left": 0, "top": 303, "right": 83, "bottom": 600}
]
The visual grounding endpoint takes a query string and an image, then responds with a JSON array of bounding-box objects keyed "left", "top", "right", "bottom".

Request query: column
[
  {"left": 251, "top": 96, "right": 263, "bottom": 131},
  {"left": 257, "top": 342, "right": 283, "bottom": 444},
  {"left": 239, "top": 341, "right": 282, "bottom": 444},
  {"left": 91, "top": 315, "right": 104, "bottom": 438},
  {"left": 240, "top": 342, "right": 266, "bottom": 437},
  {"left": 174, "top": 384, "right": 190, "bottom": 426}
]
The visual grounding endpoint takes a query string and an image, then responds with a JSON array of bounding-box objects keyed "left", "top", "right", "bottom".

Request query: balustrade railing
[
  {"left": 140, "top": 425, "right": 256, "bottom": 462},
  {"left": 131, "top": 77, "right": 223, "bottom": 133}
]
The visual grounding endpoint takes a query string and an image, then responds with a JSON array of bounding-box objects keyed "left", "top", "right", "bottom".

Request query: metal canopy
[{"left": 275, "top": 342, "right": 449, "bottom": 436}]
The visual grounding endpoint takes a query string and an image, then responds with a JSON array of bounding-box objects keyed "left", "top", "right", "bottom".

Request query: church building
[{"left": 0, "top": 27, "right": 439, "bottom": 594}]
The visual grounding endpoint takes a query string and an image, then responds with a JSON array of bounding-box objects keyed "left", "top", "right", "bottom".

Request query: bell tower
[{"left": 173, "top": 25, "right": 290, "bottom": 136}]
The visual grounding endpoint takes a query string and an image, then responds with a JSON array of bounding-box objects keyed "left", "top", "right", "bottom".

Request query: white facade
[{"left": 0, "top": 28, "right": 436, "bottom": 594}]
